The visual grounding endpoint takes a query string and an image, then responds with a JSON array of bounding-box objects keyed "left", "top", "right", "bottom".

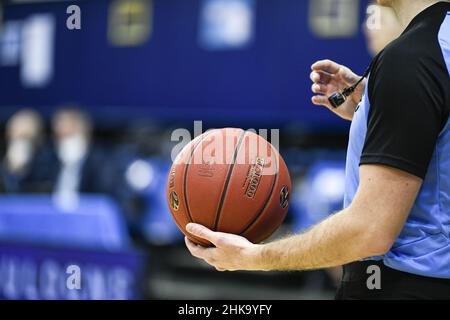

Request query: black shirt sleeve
[{"left": 360, "top": 48, "right": 447, "bottom": 179}]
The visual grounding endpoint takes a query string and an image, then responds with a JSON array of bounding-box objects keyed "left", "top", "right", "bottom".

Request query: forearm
[
  {"left": 185, "top": 165, "right": 419, "bottom": 273},
  {"left": 257, "top": 208, "right": 372, "bottom": 271}
]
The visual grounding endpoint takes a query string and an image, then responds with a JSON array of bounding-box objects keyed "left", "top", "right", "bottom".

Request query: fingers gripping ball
[{"left": 167, "top": 128, "right": 291, "bottom": 246}]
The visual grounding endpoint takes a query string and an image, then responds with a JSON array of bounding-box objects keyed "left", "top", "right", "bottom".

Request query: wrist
[{"left": 246, "top": 243, "right": 270, "bottom": 271}]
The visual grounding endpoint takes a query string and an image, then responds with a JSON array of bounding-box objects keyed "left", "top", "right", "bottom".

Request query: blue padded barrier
[{"left": 0, "top": 195, "right": 130, "bottom": 250}]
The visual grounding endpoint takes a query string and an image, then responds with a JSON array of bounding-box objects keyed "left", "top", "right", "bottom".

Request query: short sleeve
[{"left": 360, "top": 49, "right": 446, "bottom": 179}]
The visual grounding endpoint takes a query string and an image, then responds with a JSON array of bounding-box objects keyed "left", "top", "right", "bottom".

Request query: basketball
[{"left": 167, "top": 128, "right": 291, "bottom": 246}]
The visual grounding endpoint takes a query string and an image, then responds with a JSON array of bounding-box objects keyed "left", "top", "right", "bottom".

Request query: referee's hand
[{"left": 310, "top": 59, "right": 365, "bottom": 121}]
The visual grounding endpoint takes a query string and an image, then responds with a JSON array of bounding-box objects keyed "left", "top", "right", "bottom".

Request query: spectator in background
[
  {"left": 52, "top": 108, "right": 109, "bottom": 200},
  {"left": 1, "top": 109, "right": 54, "bottom": 193},
  {"left": 364, "top": 3, "right": 403, "bottom": 56}
]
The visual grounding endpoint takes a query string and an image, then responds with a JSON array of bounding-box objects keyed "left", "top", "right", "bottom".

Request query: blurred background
[{"left": 0, "top": 0, "right": 403, "bottom": 300}]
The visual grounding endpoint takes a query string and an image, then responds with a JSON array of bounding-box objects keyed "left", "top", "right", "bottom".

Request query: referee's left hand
[
  {"left": 184, "top": 223, "right": 264, "bottom": 272},
  {"left": 310, "top": 59, "right": 365, "bottom": 121}
]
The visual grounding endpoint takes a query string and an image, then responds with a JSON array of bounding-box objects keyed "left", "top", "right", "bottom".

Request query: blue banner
[{"left": 0, "top": 242, "right": 146, "bottom": 300}]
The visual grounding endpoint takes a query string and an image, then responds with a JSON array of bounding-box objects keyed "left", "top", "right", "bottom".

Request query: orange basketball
[{"left": 167, "top": 128, "right": 291, "bottom": 246}]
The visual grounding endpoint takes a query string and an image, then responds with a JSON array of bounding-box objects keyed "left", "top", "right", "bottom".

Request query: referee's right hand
[{"left": 310, "top": 59, "right": 365, "bottom": 121}]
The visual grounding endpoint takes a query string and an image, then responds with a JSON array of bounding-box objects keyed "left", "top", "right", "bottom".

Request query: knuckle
[
  {"left": 186, "top": 243, "right": 195, "bottom": 252},
  {"left": 190, "top": 248, "right": 201, "bottom": 257},
  {"left": 191, "top": 246, "right": 205, "bottom": 257}
]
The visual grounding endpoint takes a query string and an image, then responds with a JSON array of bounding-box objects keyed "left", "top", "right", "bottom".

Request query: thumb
[{"left": 186, "top": 223, "right": 221, "bottom": 246}]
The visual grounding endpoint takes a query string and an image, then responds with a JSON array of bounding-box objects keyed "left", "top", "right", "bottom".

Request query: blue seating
[
  {"left": 291, "top": 160, "right": 346, "bottom": 232},
  {"left": 0, "top": 195, "right": 130, "bottom": 250},
  {"left": 135, "top": 157, "right": 183, "bottom": 245}
]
